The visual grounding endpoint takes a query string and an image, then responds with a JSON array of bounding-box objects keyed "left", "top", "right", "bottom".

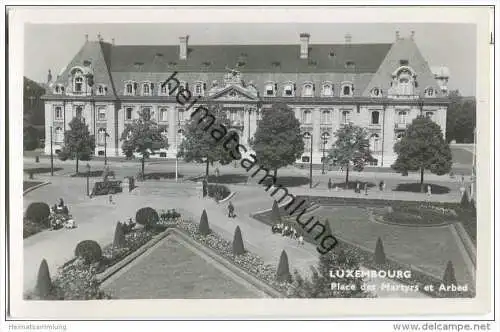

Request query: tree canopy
[
  {"left": 327, "top": 123, "right": 373, "bottom": 185},
  {"left": 62, "top": 116, "right": 96, "bottom": 173},
  {"left": 392, "top": 115, "right": 452, "bottom": 191},
  {"left": 120, "top": 109, "right": 168, "bottom": 177},
  {"left": 250, "top": 103, "right": 304, "bottom": 177},
  {"left": 446, "top": 90, "right": 476, "bottom": 143},
  {"left": 178, "top": 105, "right": 236, "bottom": 177}
]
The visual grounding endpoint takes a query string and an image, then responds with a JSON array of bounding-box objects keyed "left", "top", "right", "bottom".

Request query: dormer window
[
  {"left": 345, "top": 61, "right": 355, "bottom": 70},
  {"left": 321, "top": 82, "right": 333, "bottom": 97},
  {"left": 341, "top": 82, "right": 354, "bottom": 97},
  {"left": 425, "top": 87, "right": 435, "bottom": 97},
  {"left": 400, "top": 59, "right": 409, "bottom": 66},
  {"left": 159, "top": 82, "right": 168, "bottom": 96},
  {"left": 96, "top": 84, "right": 107, "bottom": 96},
  {"left": 371, "top": 87, "right": 382, "bottom": 97},
  {"left": 265, "top": 82, "right": 276, "bottom": 97},
  {"left": 74, "top": 76, "right": 83, "bottom": 93},
  {"left": 283, "top": 82, "right": 295, "bottom": 97},
  {"left": 142, "top": 82, "right": 152, "bottom": 96},
  {"left": 302, "top": 82, "right": 314, "bottom": 97},
  {"left": 54, "top": 84, "right": 65, "bottom": 95},
  {"left": 125, "top": 81, "right": 136, "bottom": 96},
  {"left": 194, "top": 82, "right": 205, "bottom": 96}
]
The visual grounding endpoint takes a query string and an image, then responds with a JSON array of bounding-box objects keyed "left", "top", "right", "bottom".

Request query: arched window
[
  {"left": 303, "top": 132, "right": 312, "bottom": 152},
  {"left": 397, "top": 111, "right": 407, "bottom": 124},
  {"left": 302, "top": 83, "right": 314, "bottom": 97},
  {"left": 55, "top": 127, "right": 64, "bottom": 143},
  {"left": 265, "top": 82, "right": 276, "bottom": 96},
  {"left": 160, "top": 108, "right": 168, "bottom": 122},
  {"left": 142, "top": 107, "right": 151, "bottom": 120},
  {"left": 125, "top": 83, "right": 133, "bottom": 95},
  {"left": 341, "top": 110, "right": 351, "bottom": 124},
  {"left": 97, "top": 128, "right": 107, "bottom": 145},
  {"left": 302, "top": 110, "right": 312, "bottom": 123},
  {"left": 321, "top": 110, "right": 331, "bottom": 124},
  {"left": 371, "top": 87, "right": 381, "bottom": 97},
  {"left": 321, "top": 83, "right": 333, "bottom": 97},
  {"left": 177, "top": 129, "right": 185, "bottom": 143},
  {"left": 341, "top": 83, "right": 354, "bottom": 97},
  {"left": 143, "top": 83, "right": 151, "bottom": 96},
  {"left": 74, "top": 76, "right": 83, "bottom": 93},
  {"left": 125, "top": 107, "right": 133, "bottom": 120},
  {"left": 54, "top": 106, "right": 63, "bottom": 120},
  {"left": 371, "top": 111, "right": 380, "bottom": 125},
  {"left": 370, "top": 134, "right": 380, "bottom": 152},
  {"left": 98, "top": 107, "right": 106, "bottom": 120},
  {"left": 425, "top": 87, "right": 435, "bottom": 97},
  {"left": 283, "top": 82, "right": 295, "bottom": 97},
  {"left": 320, "top": 132, "right": 331, "bottom": 151}
]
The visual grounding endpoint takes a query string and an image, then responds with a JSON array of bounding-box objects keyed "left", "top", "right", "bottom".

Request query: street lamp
[
  {"left": 303, "top": 132, "right": 313, "bottom": 189},
  {"left": 50, "top": 125, "right": 54, "bottom": 176},
  {"left": 86, "top": 163, "right": 91, "bottom": 196},
  {"left": 321, "top": 132, "right": 329, "bottom": 175},
  {"left": 104, "top": 129, "right": 110, "bottom": 166}
]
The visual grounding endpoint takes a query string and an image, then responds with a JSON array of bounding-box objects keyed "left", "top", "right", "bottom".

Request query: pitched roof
[
  {"left": 362, "top": 37, "right": 443, "bottom": 97},
  {"left": 110, "top": 43, "right": 392, "bottom": 73},
  {"left": 52, "top": 41, "right": 115, "bottom": 96}
]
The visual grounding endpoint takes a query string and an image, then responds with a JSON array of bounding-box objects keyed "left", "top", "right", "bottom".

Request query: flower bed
[
  {"left": 70, "top": 170, "right": 106, "bottom": 178},
  {"left": 174, "top": 218, "right": 289, "bottom": 295}
]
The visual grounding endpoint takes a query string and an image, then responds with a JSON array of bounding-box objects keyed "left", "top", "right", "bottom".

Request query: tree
[
  {"left": 113, "top": 222, "right": 125, "bottom": 248},
  {"left": 120, "top": 109, "right": 168, "bottom": 177},
  {"left": 23, "top": 125, "right": 39, "bottom": 151},
  {"left": 446, "top": 90, "right": 476, "bottom": 143},
  {"left": 62, "top": 117, "right": 95, "bottom": 173},
  {"left": 392, "top": 115, "right": 452, "bottom": 192},
  {"left": 276, "top": 250, "right": 292, "bottom": 282},
  {"left": 35, "top": 259, "right": 52, "bottom": 299},
  {"left": 250, "top": 103, "right": 304, "bottom": 179},
  {"left": 327, "top": 123, "right": 373, "bottom": 186},
  {"left": 232, "top": 226, "right": 245, "bottom": 255},
  {"left": 289, "top": 246, "right": 371, "bottom": 298},
  {"left": 178, "top": 105, "right": 234, "bottom": 178},
  {"left": 271, "top": 200, "right": 281, "bottom": 224},
  {"left": 442, "top": 260, "right": 457, "bottom": 286},
  {"left": 199, "top": 209, "right": 210, "bottom": 235},
  {"left": 374, "top": 237, "right": 386, "bottom": 265}
]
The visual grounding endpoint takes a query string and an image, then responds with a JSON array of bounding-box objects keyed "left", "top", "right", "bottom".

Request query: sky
[{"left": 24, "top": 23, "right": 476, "bottom": 96}]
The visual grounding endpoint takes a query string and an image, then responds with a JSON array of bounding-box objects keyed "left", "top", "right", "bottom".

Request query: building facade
[{"left": 42, "top": 31, "right": 449, "bottom": 166}]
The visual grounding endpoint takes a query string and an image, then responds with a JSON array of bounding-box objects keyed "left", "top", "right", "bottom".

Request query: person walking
[
  {"left": 228, "top": 201, "right": 235, "bottom": 218},
  {"left": 427, "top": 184, "right": 432, "bottom": 197},
  {"left": 364, "top": 183, "right": 368, "bottom": 195},
  {"left": 298, "top": 235, "right": 304, "bottom": 245},
  {"left": 355, "top": 181, "right": 360, "bottom": 194},
  {"left": 328, "top": 178, "right": 332, "bottom": 191}
]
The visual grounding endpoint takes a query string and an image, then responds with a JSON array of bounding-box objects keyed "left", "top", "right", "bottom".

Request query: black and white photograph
[{"left": 3, "top": 4, "right": 495, "bottom": 325}]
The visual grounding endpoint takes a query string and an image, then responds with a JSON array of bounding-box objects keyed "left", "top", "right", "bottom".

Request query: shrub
[
  {"left": 113, "top": 222, "right": 126, "bottom": 248},
  {"left": 35, "top": 259, "right": 52, "bottom": 299},
  {"left": 199, "top": 209, "right": 210, "bottom": 235},
  {"left": 232, "top": 226, "right": 245, "bottom": 255},
  {"left": 460, "top": 191, "right": 469, "bottom": 208},
  {"left": 374, "top": 237, "right": 386, "bottom": 265},
  {"left": 442, "top": 260, "right": 457, "bottom": 286},
  {"left": 74, "top": 240, "right": 102, "bottom": 264},
  {"left": 207, "top": 184, "right": 231, "bottom": 201},
  {"left": 135, "top": 207, "right": 159, "bottom": 229},
  {"left": 25, "top": 202, "right": 50, "bottom": 225},
  {"left": 57, "top": 148, "right": 70, "bottom": 161},
  {"left": 276, "top": 250, "right": 291, "bottom": 282},
  {"left": 271, "top": 200, "right": 281, "bottom": 224}
]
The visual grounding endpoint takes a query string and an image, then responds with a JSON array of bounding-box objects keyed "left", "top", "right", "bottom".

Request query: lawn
[
  {"left": 101, "top": 235, "right": 265, "bottom": 299},
  {"left": 24, "top": 167, "right": 63, "bottom": 175},
  {"left": 451, "top": 146, "right": 474, "bottom": 165},
  {"left": 23, "top": 181, "right": 43, "bottom": 191}
]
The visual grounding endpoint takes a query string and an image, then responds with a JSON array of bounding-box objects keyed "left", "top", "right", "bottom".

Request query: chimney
[
  {"left": 47, "top": 69, "right": 52, "bottom": 84},
  {"left": 179, "top": 35, "right": 189, "bottom": 60},
  {"left": 345, "top": 33, "right": 352, "bottom": 44},
  {"left": 299, "top": 33, "right": 310, "bottom": 59},
  {"left": 410, "top": 31, "right": 415, "bottom": 40},
  {"left": 395, "top": 30, "right": 400, "bottom": 40},
  {"left": 111, "top": 38, "right": 115, "bottom": 45}
]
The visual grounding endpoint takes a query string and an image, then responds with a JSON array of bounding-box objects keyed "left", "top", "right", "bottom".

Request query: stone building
[{"left": 42, "top": 31, "right": 449, "bottom": 166}]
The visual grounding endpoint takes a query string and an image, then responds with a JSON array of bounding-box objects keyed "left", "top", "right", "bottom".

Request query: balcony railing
[{"left": 394, "top": 122, "right": 408, "bottom": 130}]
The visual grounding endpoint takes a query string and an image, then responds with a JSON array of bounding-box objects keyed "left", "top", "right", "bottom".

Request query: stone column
[
  {"left": 249, "top": 108, "right": 258, "bottom": 140},
  {"left": 242, "top": 106, "right": 250, "bottom": 146},
  {"left": 44, "top": 102, "right": 53, "bottom": 155},
  {"left": 382, "top": 106, "right": 395, "bottom": 166},
  {"left": 168, "top": 105, "right": 177, "bottom": 157},
  {"left": 312, "top": 108, "right": 321, "bottom": 154}
]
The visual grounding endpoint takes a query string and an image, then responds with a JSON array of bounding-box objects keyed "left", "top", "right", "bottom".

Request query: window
[
  {"left": 97, "top": 128, "right": 107, "bottom": 145},
  {"left": 371, "top": 111, "right": 380, "bottom": 125},
  {"left": 425, "top": 88, "right": 435, "bottom": 97},
  {"left": 55, "top": 127, "right": 64, "bottom": 143},
  {"left": 400, "top": 59, "right": 409, "bottom": 66},
  {"left": 302, "top": 83, "right": 314, "bottom": 97},
  {"left": 178, "top": 109, "right": 185, "bottom": 122},
  {"left": 341, "top": 83, "right": 353, "bottom": 97},
  {"left": 321, "top": 83, "right": 333, "bottom": 97},
  {"left": 160, "top": 108, "right": 168, "bottom": 122},
  {"left": 426, "top": 111, "right": 434, "bottom": 120},
  {"left": 398, "top": 111, "right": 408, "bottom": 124},
  {"left": 341, "top": 110, "right": 351, "bottom": 124},
  {"left": 194, "top": 82, "right": 205, "bottom": 96},
  {"left": 159, "top": 83, "right": 168, "bottom": 95},
  {"left": 143, "top": 83, "right": 151, "bottom": 96},
  {"left": 302, "top": 110, "right": 312, "bottom": 123},
  {"left": 177, "top": 129, "right": 185, "bottom": 143},
  {"left": 125, "top": 83, "right": 133, "bottom": 95},
  {"left": 302, "top": 156, "right": 310, "bottom": 163},
  {"left": 396, "top": 132, "right": 405, "bottom": 141},
  {"left": 54, "top": 106, "right": 63, "bottom": 120},
  {"left": 265, "top": 83, "right": 275, "bottom": 96},
  {"left": 345, "top": 61, "right": 355, "bottom": 69},
  {"left": 303, "top": 133, "right": 312, "bottom": 152},
  {"left": 283, "top": 83, "right": 295, "bottom": 97},
  {"left": 142, "top": 107, "right": 151, "bottom": 120},
  {"left": 371, "top": 87, "right": 381, "bottom": 97},
  {"left": 320, "top": 132, "right": 331, "bottom": 150},
  {"left": 370, "top": 134, "right": 380, "bottom": 152},
  {"left": 321, "top": 110, "right": 331, "bottom": 124},
  {"left": 75, "top": 106, "right": 83, "bottom": 119},
  {"left": 54, "top": 85, "right": 64, "bottom": 94},
  {"left": 369, "top": 159, "right": 379, "bottom": 166},
  {"left": 125, "top": 107, "right": 133, "bottom": 120},
  {"left": 74, "top": 76, "right": 83, "bottom": 93},
  {"left": 160, "top": 128, "right": 168, "bottom": 139},
  {"left": 98, "top": 107, "right": 106, "bottom": 120},
  {"left": 96, "top": 85, "right": 107, "bottom": 96}
]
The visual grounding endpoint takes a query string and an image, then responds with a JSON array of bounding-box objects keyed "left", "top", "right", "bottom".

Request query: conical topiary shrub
[
  {"left": 113, "top": 222, "right": 126, "bottom": 248},
  {"left": 199, "top": 209, "right": 210, "bottom": 235},
  {"left": 374, "top": 237, "right": 386, "bottom": 265},
  {"left": 271, "top": 200, "right": 281, "bottom": 224},
  {"left": 35, "top": 259, "right": 52, "bottom": 299},
  {"left": 276, "top": 250, "right": 292, "bottom": 282},
  {"left": 442, "top": 260, "right": 457, "bottom": 286},
  {"left": 232, "top": 225, "right": 245, "bottom": 255}
]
